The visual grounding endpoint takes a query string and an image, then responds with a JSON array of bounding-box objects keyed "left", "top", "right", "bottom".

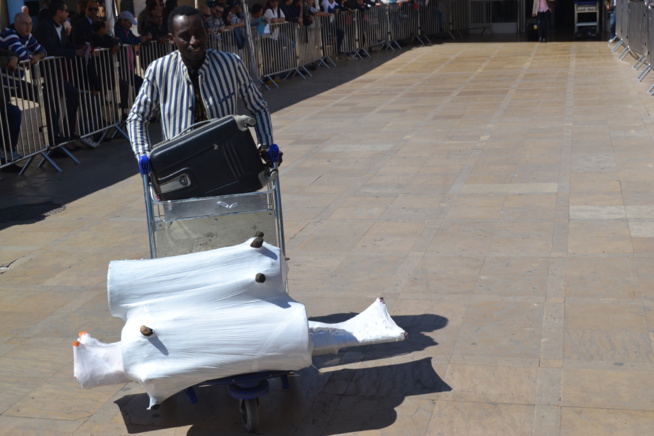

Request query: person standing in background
[
  {"left": 532, "top": 0, "right": 553, "bottom": 43},
  {"left": 606, "top": 0, "right": 617, "bottom": 43}
]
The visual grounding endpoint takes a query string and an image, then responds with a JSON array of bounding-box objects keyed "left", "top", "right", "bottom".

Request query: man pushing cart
[
  {"left": 77, "top": 5, "right": 407, "bottom": 432},
  {"left": 127, "top": 5, "right": 278, "bottom": 170}
]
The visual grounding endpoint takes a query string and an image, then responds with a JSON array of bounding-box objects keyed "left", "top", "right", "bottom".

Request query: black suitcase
[{"left": 148, "top": 116, "right": 266, "bottom": 201}]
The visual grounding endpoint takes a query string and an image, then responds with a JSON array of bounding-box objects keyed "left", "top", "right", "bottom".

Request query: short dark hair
[
  {"left": 251, "top": 3, "right": 262, "bottom": 14},
  {"left": 167, "top": 5, "right": 202, "bottom": 34},
  {"left": 49, "top": 0, "right": 67, "bottom": 17},
  {"left": 91, "top": 19, "right": 106, "bottom": 32}
]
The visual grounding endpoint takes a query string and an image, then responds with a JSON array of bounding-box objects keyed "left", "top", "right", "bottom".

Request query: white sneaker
[{"left": 609, "top": 36, "right": 618, "bottom": 43}]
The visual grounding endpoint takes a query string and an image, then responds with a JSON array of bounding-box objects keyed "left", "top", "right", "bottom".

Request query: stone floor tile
[
  {"left": 560, "top": 407, "right": 654, "bottom": 436},
  {"left": 567, "top": 220, "right": 633, "bottom": 255},
  {"left": 328, "top": 196, "right": 396, "bottom": 221},
  {"left": 564, "top": 301, "right": 647, "bottom": 331},
  {"left": 426, "top": 221, "right": 495, "bottom": 256},
  {"left": 426, "top": 401, "right": 534, "bottom": 436},
  {"left": 562, "top": 368, "right": 654, "bottom": 410},
  {"left": 440, "top": 363, "right": 538, "bottom": 404},
  {"left": 563, "top": 329, "right": 653, "bottom": 363}
]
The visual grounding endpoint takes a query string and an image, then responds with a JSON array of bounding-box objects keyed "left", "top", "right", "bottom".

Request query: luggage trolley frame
[
  {"left": 137, "top": 118, "right": 287, "bottom": 432},
  {"left": 575, "top": 0, "right": 601, "bottom": 39}
]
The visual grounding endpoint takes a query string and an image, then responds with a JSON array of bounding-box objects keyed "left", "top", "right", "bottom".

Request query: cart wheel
[{"left": 239, "top": 398, "right": 259, "bottom": 433}]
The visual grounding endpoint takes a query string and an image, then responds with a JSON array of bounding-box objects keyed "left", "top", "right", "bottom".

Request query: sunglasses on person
[{"left": 88, "top": 7, "right": 99, "bottom": 11}]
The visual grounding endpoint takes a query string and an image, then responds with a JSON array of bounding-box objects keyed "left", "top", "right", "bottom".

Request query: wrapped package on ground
[{"left": 107, "top": 238, "right": 313, "bottom": 409}]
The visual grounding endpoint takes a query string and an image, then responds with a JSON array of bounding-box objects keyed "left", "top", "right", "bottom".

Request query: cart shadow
[
  {"left": 113, "top": 313, "right": 449, "bottom": 434},
  {"left": 114, "top": 357, "right": 449, "bottom": 435}
]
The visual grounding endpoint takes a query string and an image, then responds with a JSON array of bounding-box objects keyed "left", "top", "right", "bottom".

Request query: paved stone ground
[{"left": 2, "top": 38, "right": 654, "bottom": 435}]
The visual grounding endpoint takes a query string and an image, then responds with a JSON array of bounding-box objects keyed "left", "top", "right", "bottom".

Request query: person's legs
[
  {"left": 609, "top": 9, "right": 616, "bottom": 39},
  {"left": 63, "top": 82, "right": 80, "bottom": 136},
  {"left": 1, "top": 103, "right": 23, "bottom": 162},
  {"left": 537, "top": 11, "right": 549, "bottom": 42},
  {"left": 542, "top": 10, "right": 550, "bottom": 42}
]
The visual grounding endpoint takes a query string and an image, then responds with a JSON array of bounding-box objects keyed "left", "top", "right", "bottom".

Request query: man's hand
[
  {"left": 259, "top": 144, "right": 283, "bottom": 166},
  {"left": 30, "top": 52, "right": 46, "bottom": 65},
  {"left": 6, "top": 56, "right": 19, "bottom": 72}
]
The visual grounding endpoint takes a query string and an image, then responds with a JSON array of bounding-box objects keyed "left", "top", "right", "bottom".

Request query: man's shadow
[{"left": 114, "top": 313, "right": 450, "bottom": 435}]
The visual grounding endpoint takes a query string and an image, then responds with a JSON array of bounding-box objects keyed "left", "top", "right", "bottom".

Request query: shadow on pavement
[
  {"left": 113, "top": 311, "right": 448, "bottom": 434},
  {"left": 114, "top": 357, "right": 449, "bottom": 435}
]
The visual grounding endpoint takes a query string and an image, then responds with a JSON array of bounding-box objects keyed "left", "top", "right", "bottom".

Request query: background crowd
[{"left": 0, "top": 0, "right": 437, "bottom": 170}]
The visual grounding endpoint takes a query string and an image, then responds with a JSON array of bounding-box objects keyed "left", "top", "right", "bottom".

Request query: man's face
[
  {"left": 212, "top": 5, "right": 223, "bottom": 18},
  {"left": 54, "top": 5, "right": 70, "bottom": 24},
  {"left": 85, "top": 1, "right": 99, "bottom": 20},
  {"left": 14, "top": 16, "right": 33, "bottom": 37},
  {"left": 118, "top": 17, "right": 132, "bottom": 29},
  {"left": 170, "top": 13, "right": 207, "bottom": 69},
  {"left": 201, "top": 7, "right": 211, "bottom": 22},
  {"left": 150, "top": 10, "right": 163, "bottom": 26}
]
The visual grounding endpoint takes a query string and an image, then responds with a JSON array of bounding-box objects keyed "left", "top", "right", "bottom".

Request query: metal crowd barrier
[
  {"left": 625, "top": 0, "right": 648, "bottom": 64},
  {"left": 387, "top": 3, "right": 422, "bottom": 47},
  {"left": 68, "top": 47, "right": 124, "bottom": 146},
  {"left": 362, "top": 6, "right": 391, "bottom": 52},
  {"left": 615, "top": 0, "right": 631, "bottom": 52},
  {"left": 609, "top": 0, "right": 654, "bottom": 96},
  {"left": 254, "top": 22, "right": 303, "bottom": 84},
  {"left": 207, "top": 29, "right": 252, "bottom": 73},
  {"left": 1, "top": 57, "right": 82, "bottom": 172},
  {"left": 295, "top": 20, "right": 328, "bottom": 71},
  {"left": 137, "top": 41, "right": 175, "bottom": 75},
  {"left": 1, "top": 59, "right": 52, "bottom": 172},
  {"left": 648, "top": 4, "right": 654, "bottom": 90},
  {"left": 116, "top": 42, "right": 174, "bottom": 125},
  {"left": 419, "top": 0, "right": 446, "bottom": 42},
  {"left": 3, "top": 4, "right": 454, "bottom": 175},
  {"left": 441, "top": 0, "right": 468, "bottom": 38},
  {"left": 334, "top": 11, "right": 364, "bottom": 58},
  {"left": 316, "top": 15, "right": 341, "bottom": 65}
]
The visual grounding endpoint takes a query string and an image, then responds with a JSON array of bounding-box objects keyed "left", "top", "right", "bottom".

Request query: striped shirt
[
  {"left": 0, "top": 27, "right": 47, "bottom": 62},
  {"left": 127, "top": 49, "right": 273, "bottom": 157}
]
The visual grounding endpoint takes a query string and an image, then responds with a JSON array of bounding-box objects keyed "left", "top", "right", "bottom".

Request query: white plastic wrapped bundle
[
  {"left": 309, "top": 298, "right": 408, "bottom": 356},
  {"left": 73, "top": 332, "right": 129, "bottom": 388},
  {"left": 107, "top": 238, "right": 312, "bottom": 409}
]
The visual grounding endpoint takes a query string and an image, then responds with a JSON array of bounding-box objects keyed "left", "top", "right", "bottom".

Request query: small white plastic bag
[{"left": 73, "top": 332, "right": 128, "bottom": 388}]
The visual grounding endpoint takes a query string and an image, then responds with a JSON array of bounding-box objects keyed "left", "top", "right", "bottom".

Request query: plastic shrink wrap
[
  {"left": 309, "top": 298, "right": 407, "bottom": 356},
  {"left": 73, "top": 332, "right": 129, "bottom": 388},
  {"left": 107, "top": 239, "right": 313, "bottom": 409}
]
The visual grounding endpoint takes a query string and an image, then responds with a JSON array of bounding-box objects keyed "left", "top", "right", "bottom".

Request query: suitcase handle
[{"left": 175, "top": 116, "right": 257, "bottom": 138}]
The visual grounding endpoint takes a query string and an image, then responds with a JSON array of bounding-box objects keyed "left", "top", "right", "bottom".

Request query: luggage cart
[
  {"left": 575, "top": 0, "right": 601, "bottom": 39},
  {"left": 137, "top": 117, "right": 286, "bottom": 432}
]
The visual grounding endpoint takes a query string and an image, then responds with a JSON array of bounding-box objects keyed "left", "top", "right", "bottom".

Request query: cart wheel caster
[{"left": 239, "top": 398, "right": 259, "bottom": 433}]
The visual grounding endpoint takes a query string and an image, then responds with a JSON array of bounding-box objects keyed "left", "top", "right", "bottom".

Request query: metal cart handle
[
  {"left": 172, "top": 116, "right": 257, "bottom": 139},
  {"left": 138, "top": 154, "right": 158, "bottom": 258}
]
